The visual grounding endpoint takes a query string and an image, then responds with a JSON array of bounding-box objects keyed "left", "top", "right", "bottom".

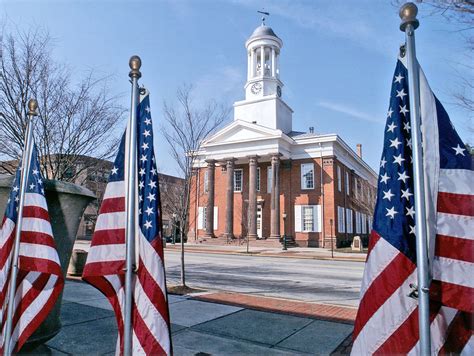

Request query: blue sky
[{"left": 1, "top": 0, "right": 472, "bottom": 176}]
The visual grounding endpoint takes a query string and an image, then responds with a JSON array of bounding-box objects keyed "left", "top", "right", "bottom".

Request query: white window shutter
[
  {"left": 198, "top": 207, "right": 203, "bottom": 229},
  {"left": 213, "top": 207, "right": 218, "bottom": 230},
  {"left": 313, "top": 205, "right": 321, "bottom": 232},
  {"left": 294, "top": 205, "right": 302, "bottom": 232}
]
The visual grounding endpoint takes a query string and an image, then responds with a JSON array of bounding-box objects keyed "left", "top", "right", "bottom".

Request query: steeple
[{"left": 233, "top": 21, "right": 293, "bottom": 133}]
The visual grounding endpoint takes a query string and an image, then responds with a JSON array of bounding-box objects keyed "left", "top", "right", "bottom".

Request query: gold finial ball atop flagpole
[
  {"left": 28, "top": 99, "right": 38, "bottom": 116},
  {"left": 399, "top": 2, "right": 419, "bottom": 31},
  {"left": 129, "top": 55, "right": 142, "bottom": 79}
]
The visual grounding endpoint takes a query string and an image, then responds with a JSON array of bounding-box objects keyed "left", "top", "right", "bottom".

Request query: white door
[{"left": 256, "top": 205, "right": 263, "bottom": 238}]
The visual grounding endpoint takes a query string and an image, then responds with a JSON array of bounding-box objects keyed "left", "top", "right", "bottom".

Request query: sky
[{"left": 1, "top": 0, "right": 472, "bottom": 177}]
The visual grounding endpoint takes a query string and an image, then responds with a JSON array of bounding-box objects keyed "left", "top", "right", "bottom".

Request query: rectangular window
[
  {"left": 337, "top": 166, "right": 342, "bottom": 192},
  {"left": 337, "top": 206, "right": 345, "bottom": 233},
  {"left": 362, "top": 213, "right": 367, "bottom": 234},
  {"left": 345, "top": 171, "right": 350, "bottom": 196},
  {"left": 202, "top": 206, "right": 207, "bottom": 229},
  {"left": 234, "top": 169, "right": 243, "bottom": 192},
  {"left": 267, "top": 166, "right": 272, "bottom": 193},
  {"left": 256, "top": 167, "right": 260, "bottom": 191},
  {"left": 346, "top": 208, "right": 353, "bottom": 233},
  {"left": 301, "top": 163, "right": 314, "bottom": 190},
  {"left": 204, "top": 170, "right": 209, "bottom": 193},
  {"left": 303, "top": 206, "right": 314, "bottom": 232},
  {"left": 355, "top": 211, "right": 361, "bottom": 234}
]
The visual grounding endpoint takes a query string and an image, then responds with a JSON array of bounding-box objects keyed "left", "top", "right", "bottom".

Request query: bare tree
[
  {"left": 0, "top": 27, "right": 124, "bottom": 181},
  {"left": 162, "top": 85, "right": 229, "bottom": 286}
]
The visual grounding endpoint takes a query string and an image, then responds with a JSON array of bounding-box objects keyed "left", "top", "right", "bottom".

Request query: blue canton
[
  {"left": 373, "top": 61, "right": 416, "bottom": 262},
  {"left": 5, "top": 145, "right": 46, "bottom": 221},
  {"left": 107, "top": 92, "right": 161, "bottom": 243}
]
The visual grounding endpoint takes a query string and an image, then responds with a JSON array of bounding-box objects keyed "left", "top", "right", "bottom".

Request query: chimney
[
  {"left": 309, "top": 126, "right": 314, "bottom": 134},
  {"left": 356, "top": 144, "right": 362, "bottom": 158}
]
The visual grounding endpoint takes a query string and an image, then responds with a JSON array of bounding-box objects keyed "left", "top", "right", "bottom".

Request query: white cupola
[{"left": 233, "top": 22, "right": 293, "bottom": 133}]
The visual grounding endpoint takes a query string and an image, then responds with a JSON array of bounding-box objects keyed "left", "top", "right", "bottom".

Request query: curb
[{"left": 164, "top": 246, "right": 366, "bottom": 262}]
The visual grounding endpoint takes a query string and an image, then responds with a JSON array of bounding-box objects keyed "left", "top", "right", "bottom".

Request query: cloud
[{"left": 317, "top": 100, "right": 382, "bottom": 124}]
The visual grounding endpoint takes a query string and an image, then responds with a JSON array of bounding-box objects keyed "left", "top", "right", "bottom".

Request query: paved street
[{"left": 164, "top": 251, "right": 364, "bottom": 307}]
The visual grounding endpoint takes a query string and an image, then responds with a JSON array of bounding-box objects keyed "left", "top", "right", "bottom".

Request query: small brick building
[{"left": 188, "top": 23, "right": 377, "bottom": 247}]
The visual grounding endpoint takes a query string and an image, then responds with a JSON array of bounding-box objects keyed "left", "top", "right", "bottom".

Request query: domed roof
[{"left": 249, "top": 25, "right": 279, "bottom": 39}]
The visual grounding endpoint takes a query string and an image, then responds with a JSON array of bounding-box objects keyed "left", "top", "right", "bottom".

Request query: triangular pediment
[{"left": 203, "top": 120, "right": 282, "bottom": 146}]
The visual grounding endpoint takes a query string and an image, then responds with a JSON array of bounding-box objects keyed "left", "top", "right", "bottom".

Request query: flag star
[
  {"left": 144, "top": 118, "right": 152, "bottom": 126},
  {"left": 144, "top": 220, "right": 153, "bottom": 229},
  {"left": 396, "top": 88, "right": 407, "bottom": 100},
  {"left": 385, "top": 206, "right": 398, "bottom": 219},
  {"left": 397, "top": 171, "right": 410, "bottom": 183},
  {"left": 143, "top": 129, "right": 151, "bottom": 138},
  {"left": 452, "top": 144, "right": 466, "bottom": 156},
  {"left": 138, "top": 208, "right": 142, "bottom": 215},
  {"left": 394, "top": 73, "right": 404, "bottom": 84},
  {"left": 409, "top": 225, "right": 416, "bottom": 235},
  {"left": 150, "top": 167, "right": 157, "bottom": 176},
  {"left": 380, "top": 157, "right": 387, "bottom": 168},
  {"left": 399, "top": 105, "right": 409, "bottom": 116},
  {"left": 139, "top": 168, "right": 146, "bottom": 176},
  {"left": 147, "top": 193, "right": 156, "bottom": 202},
  {"left": 380, "top": 172, "right": 390, "bottom": 184},
  {"left": 148, "top": 180, "right": 157, "bottom": 189},
  {"left": 387, "top": 122, "right": 397, "bottom": 133},
  {"left": 389, "top": 137, "right": 402, "bottom": 149},
  {"left": 29, "top": 183, "right": 35, "bottom": 190},
  {"left": 32, "top": 169, "right": 39, "bottom": 175},
  {"left": 142, "top": 142, "right": 149, "bottom": 150},
  {"left": 406, "top": 138, "right": 412, "bottom": 149},
  {"left": 13, "top": 186, "right": 19, "bottom": 192},
  {"left": 145, "top": 206, "right": 154, "bottom": 216},
  {"left": 382, "top": 189, "right": 395, "bottom": 201},
  {"left": 145, "top": 106, "right": 151, "bottom": 113},
  {"left": 406, "top": 206, "right": 415, "bottom": 218},
  {"left": 111, "top": 166, "right": 118, "bottom": 175},
  {"left": 41, "top": 188, "right": 45, "bottom": 194},
  {"left": 393, "top": 154, "right": 405, "bottom": 165},
  {"left": 403, "top": 121, "right": 411, "bottom": 132},
  {"left": 139, "top": 181, "right": 144, "bottom": 189},
  {"left": 7, "top": 198, "right": 10, "bottom": 204},
  {"left": 139, "top": 195, "right": 143, "bottom": 203},
  {"left": 140, "top": 155, "right": 147, "bottom": 163},
  {"left": 15, "top": 196, "right": 19, "bottom": 202},
  {"left": 38, "top": 178, "right": 43, "bottom": 185},
  {"left": 401, "top": 188, "right": 413, "bottom": 200},
  {"left": 387, "top": 108, "right": 394, "bottom": 118}
]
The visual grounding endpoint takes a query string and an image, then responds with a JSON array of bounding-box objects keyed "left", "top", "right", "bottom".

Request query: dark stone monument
[{"left": 0, "top": 175, "right": 95, "bottom": 346}]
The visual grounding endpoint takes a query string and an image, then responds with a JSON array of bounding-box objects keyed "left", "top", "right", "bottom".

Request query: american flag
[
  {"left": 352, "top": 59, "right": 473, "bottom": 354},
  {"left": 82, "top": 90, "right": 172, "bottom": 355},
  {"left": 0, "top": 145, "right": 63, "bottom": 352}
]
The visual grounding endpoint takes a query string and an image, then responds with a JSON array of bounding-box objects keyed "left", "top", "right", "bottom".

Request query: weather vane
[{"left": 257, "top": 10, "right": 270, "bottom": 25}]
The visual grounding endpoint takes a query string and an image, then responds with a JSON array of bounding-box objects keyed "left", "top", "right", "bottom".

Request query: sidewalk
[
  {"left": 28, "top": 280, "right": 355, "bottom": 355},
  {"left": 164, "top": 242, "right": 367, "bottom": 262}
]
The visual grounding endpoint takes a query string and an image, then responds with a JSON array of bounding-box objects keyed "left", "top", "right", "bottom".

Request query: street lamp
[
  {"left": 329, "top": 218, "right": 334, "bottom": 259},
  {"left": 282, "top": 212, "right": 287, "bottom": 251},
  {"left": 172, "top": 213, "right": 177, "bottom": 245}
]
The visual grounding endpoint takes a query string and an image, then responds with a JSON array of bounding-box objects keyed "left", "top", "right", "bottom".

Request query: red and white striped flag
[
  {"left": 352, "top": 57, "right": 473, "bottom": 354},
  {"left": 83, "top": 91, "right": 172, "bottom": 355},
  {"left": 0, "top": 145, "right": 64, "bottom": 352}
]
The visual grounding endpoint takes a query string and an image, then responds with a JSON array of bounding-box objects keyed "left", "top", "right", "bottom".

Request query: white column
[
  {"left": 247, "top": 51, "right": 251, "bottom": 80},
  {"left": 271, "top": 47, "right": 276, "bottom": 77},
  {"left": 260, "top": 45, "right": 265, "bottom": 77},
  {"left": 251, "top": 48, "right": 256, "bottom": 77},
  {"left": 275, "top": 52, "right": 279, "bottom": 78}
]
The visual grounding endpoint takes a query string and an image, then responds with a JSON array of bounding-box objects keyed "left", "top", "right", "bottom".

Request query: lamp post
[
  {"left": 329, "top": 218, "right": 334, "bottom": 259},
  {"left": 172, "top": 213, "right": 177, "bottom": 245},
  {"left": 282, "top": 212, "right": 287, "bottom": 251}
]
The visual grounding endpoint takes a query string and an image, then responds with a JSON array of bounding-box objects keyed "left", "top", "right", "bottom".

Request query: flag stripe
[
  {"left": 438, "top": 169, "right": 474, "bottom": 195},
  {"left": 437, "top": 213, "right": 474, "bottom": 240},
  {"left": 435, "top": 235, "right": 473, "bottom": 263},
  {"left": 437, "top": 192, "right": 474, "bottom": 217}
]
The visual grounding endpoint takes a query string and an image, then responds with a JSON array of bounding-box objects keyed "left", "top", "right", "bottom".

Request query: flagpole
[
  {"left": 399, "top": 3, "right": 431, "bottom": 355},
  {"left": 3, "top": 99, "right": 38, "bottom": 356},
  {"left": 124, "top": 55, "right": 141, "bottom": 356}
]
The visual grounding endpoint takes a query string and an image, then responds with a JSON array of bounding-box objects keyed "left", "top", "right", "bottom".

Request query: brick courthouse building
[{"left": 189, "top": 23, "right": 378, "bottom": 247}]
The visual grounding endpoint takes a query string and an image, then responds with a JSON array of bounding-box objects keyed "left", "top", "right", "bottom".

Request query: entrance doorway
[{"left": 256, "top": 205, "right": 263, "bottom": 238}]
